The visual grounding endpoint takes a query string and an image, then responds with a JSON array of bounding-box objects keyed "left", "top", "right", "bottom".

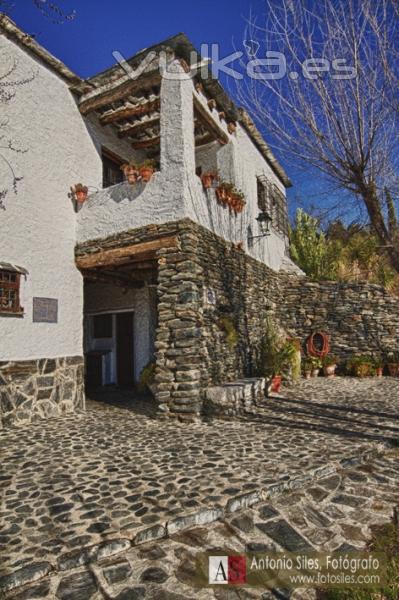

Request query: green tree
[{"left": 289, "top": 209, "right": 337, "bottom": 280}]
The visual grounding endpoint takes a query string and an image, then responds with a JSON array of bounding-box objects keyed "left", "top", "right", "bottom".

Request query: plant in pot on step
[
  {"left": 373, "top": 354, "right": 384, "bottom": 377},
  {"left": 259, "top": 317, "right": 297, "bottom": 394},
  {"left": 310, "top": 356, "right": 322, "bottom": 377},
  {"left": 322, "top": 354, "right": 338, "bottom": 378},
  {"left": 303, "top": 357, "right": 313, "bottom": 379},
  {"left": 346, "top": 354, "right": 375, "bottom": 377},
  {"left": 386, "top": 351, "right": 399, "bottom": 377},
  {"left": 139, "top": 159, "right": 157, "bottom": 183}
]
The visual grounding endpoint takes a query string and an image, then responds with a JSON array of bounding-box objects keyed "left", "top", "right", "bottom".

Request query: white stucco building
[{"left": 0, "top": 15, "right": 298, "bottom": 426}]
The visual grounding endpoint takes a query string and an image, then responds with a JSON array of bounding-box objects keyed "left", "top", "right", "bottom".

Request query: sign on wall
[{"left": 33, "top": 297, "right": 58, "bottom": 323}]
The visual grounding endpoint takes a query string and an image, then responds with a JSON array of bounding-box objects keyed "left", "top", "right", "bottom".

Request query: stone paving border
[{"left": 0, "top": 442, "right": 386, "bottom": 595}]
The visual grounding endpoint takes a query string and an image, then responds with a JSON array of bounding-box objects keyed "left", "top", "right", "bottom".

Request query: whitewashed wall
[
  {"left": 77, "top": 63, "right": 294, "bottom": 272},
  {"left": 84, "top": 282, "right": 156, "bottom": 381},
  {"left": 0, "top": 36, "right": 141, "bottom": 361}
]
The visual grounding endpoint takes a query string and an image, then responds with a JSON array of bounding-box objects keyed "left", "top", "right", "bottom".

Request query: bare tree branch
[{"left": 236, "top": 0, "right": 399, "bottom": 271}]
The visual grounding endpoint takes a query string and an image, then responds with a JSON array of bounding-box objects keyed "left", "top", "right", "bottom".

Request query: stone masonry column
[
  {"left": 154, "top": 60, "right": 207, "bottom": 420},
  {"left": 154, "top": 221, "right": 207, "bottom": 421}
]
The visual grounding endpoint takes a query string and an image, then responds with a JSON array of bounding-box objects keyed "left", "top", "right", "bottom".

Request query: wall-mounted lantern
[{"left": 248, "top": 209, "right": 272, "bottom": 241}]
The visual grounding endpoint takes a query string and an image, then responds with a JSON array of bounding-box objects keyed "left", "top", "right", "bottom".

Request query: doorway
[{"left": 116, "top": 311, "right": 134, "bottom": 387}]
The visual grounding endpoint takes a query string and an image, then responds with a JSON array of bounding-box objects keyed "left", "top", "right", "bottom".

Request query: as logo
[{"left": 208, "top": 555, "right": 246, "bottom": 585}]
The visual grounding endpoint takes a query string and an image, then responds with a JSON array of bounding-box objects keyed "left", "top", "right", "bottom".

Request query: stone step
[{"left": 203, "top": 377, "right": 265, "bottom": 417}]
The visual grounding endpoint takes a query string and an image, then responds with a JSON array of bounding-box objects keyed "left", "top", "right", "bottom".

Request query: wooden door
[{"left": 116, "top": 312, "right": 134, "bottom": 387}]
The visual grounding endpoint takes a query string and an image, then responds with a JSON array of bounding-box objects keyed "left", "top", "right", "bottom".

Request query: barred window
[
  {"left": 0, "top": 270, "right": 22, "bottom": 314},
  {"left": 271, "top": 184, "right": 289, "bottom": 237},
  {"left": 257, "top": 176, "right": 271, "bottom": 213},
  {"left": 257, "top": 176, "right": 289, "bottom": 237}
]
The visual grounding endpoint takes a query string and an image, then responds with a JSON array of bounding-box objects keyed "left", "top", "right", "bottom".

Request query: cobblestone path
[{"left": 1, "top": 378, "right": 398, "bottom": 599}]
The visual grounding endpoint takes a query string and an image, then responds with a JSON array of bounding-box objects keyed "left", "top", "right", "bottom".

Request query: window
[
  {"left": 93, "top": 314, "right": 113, "bottom": 338},
  {"left": 102, "top": 148, "right": 125, "bottom": 188},
  {"left": 271, "top": 184, "right": 289, "bottom": 237},
  {"left": 257, "top": 176, "right": 271, "bottom": 213},
  {"left": 257, "top": 176, "right": 289, "bottom": 237},
  {"left": 0, "top": 270, "right": 22, "bottom": 314}
]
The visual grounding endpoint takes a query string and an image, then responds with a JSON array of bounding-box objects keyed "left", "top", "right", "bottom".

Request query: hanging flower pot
[
  {"left": 139, "top": 159, "right": 157, "bottom": 183},
  {"left": 71, "top": 183, "right": 88, "bottom": 204},
  {"left": 201, "top": 171, "right": 218, "bottom": 189},
  {"left": 121, "top": 163, "right": 139, "bottom": 184}
]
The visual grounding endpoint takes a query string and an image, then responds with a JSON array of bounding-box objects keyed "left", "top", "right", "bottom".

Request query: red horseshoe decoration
[{"left": 306, "top": 331, "right": 330, "bottom": 358}]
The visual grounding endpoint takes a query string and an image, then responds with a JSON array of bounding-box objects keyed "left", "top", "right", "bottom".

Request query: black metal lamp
[
  {"left": 248, "top": 209, "right": 272, "bottom": 241},
  {"left": 256, "top": 209, "right": 272, "bottom": 235}
]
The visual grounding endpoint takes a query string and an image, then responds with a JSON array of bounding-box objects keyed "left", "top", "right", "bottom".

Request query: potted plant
[
  {"left": 259, "top": 318, "right": 298, "bottom": 394},
  {"left": 346, "top": 355, "right": 375, "bottom": 377},
  {"left": 386, "top": 351, "right": 399, "bottom": 377},
  {"left": 322, "top": 354, "right": 338, "bottom": 378},
  {"left": 230, "top": 188, "right": 246, "bottom": 214},
  {"left": 303, "top": 358, "right": 313, "bottom": 379},
  {"left": 373, "top": 355, "right": 384, "bottom": 377},
  {"left": 201, "top": 171, "right": 218, "bottom": 189},
  {"left": 121, "top": 163, "right": 139, "bottom": 184},
  {"left": 71, "top": 183, "right": 88, "bottom": 203},
  {"left": 138, "top": 360, "right": 156, "bottom": 396},
  {"left": 310, "top": 356, "right": 322, "bottom": 377},
  {"left": 139, "top": 159, "right": 156, "bottom": 183},
  {"left": 216, "top": 181, "right": 234, "bottom": 205}
]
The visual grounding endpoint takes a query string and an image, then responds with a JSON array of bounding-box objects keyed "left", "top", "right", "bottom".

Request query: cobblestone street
[{"left": 1, "top": 378, "right": 398, "bottom": 599}]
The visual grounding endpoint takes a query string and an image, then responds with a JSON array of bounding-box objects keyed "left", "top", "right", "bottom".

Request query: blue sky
[{"left": 4, "top": 0, "right": 344, "bottom": 223}]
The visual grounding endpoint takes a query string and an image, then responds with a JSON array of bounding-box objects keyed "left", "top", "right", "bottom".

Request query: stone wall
[
  {"left": 277, "top": 277, "right": 399, "bottom": 360},
  {"left": 153, "top": 219, "right": 282, "bottom": 420},
  {"left": 153, "top": 219, "right": 399, "bottom": 420},
  {"left": 0, "top": 356, "right": 85, "bottom": 428}
]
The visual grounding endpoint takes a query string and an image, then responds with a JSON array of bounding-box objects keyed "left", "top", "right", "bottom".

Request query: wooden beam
[
  {"left": 76, "top": 236, "right": 178, "bottom": 269},
  {"left": 193, "top": 95, "right": 229, "bottom": 144},
  {"left": 131, "top": 136, "right": 160, "bottom": 149},
  {"left": 83, "top": 270, "right": 144, "bottom": 289},
  {"left": 100, "top": 99, "right": 160, "bottom": 125},
  {"left": 79, "top": 71, "right": 161, "bottom": 115},
  {"left": 118, "top": 116, "right": 160, "bottom": 139}
]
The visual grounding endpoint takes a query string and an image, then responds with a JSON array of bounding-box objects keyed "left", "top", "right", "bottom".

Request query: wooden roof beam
[
  {"left": 193, "top": 95, "right": 229, "bottom": 145},
  {"left": 118, "top": 116, "right": 160, "bottom": 139},
  {"left": 79, "top": 71, "right": 161, "bottom": 115},
  {"left": 76, "top": 236, "right": 178, "bottom": 269},
  {"left": 100, "top": 98, "right": 160, "bottom": 125}
]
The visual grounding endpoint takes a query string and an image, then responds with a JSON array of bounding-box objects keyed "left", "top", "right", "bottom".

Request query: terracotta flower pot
[
  {"left": 271, "top": 375, "right": 282, "bottom": 393},
  {"left": 216, "top": 187, "right": 228, "bottom": 203},
  {"left": 376, "top": 367, "right": 384, "bottom": 377},
  {"left": 311, "top": 368, "right": 320, "bottom": 378},
  {"left": 139, "top": 166, "right": 154, "bottom": 183},
  {"left": 75, "top": 190, "right": 87, "bottom": 203},
  {"left": 304, "top": 371, "right": 312, "bottom": 380},
  {"left": 201, "top": 173, "right": 214, "bottom": 189},
  {"left": 122, "top": 165, "right": 139, "bottom": 184},
  {"left": 388, "top": 363, "right": 399, "bottom": 377},
  {"left": 323, "top": 364, "right": 336, "bottom": 378}
]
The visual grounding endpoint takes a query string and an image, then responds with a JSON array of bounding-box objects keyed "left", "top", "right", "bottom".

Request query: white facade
[
  {"left": 77, "top": 64, "right": 292, "bottom": 271},
  {"left": 0, "top": 24, "right": 296, "bottom": 375}
]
